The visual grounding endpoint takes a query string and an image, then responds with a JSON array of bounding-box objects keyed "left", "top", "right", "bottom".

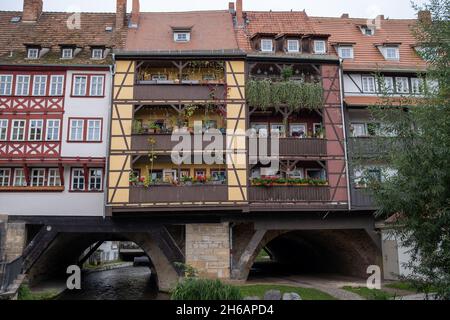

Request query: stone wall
[
  {"left": 185, "top": 223, "right": 230, "bottom": 279},
  {"left": 0, "top": 215, "right": 7, "bottom": 261},
  {"left": 3, "top": 222, "right": 26, "bottom": 262}
]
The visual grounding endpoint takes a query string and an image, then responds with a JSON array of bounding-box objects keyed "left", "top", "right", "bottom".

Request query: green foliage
[
  {"left": 18, "top": 285, "right": 59, "bottom": 300},
  {"left": 342, "top": 286, "right": 395, "bottom": 300},
  {"left": 366, "top": 0, "right": 450, "bottom": 300},
  {"left": 171, "top": 278, "right": 243, "bottom": 300},
  {"left": 246, "top": 79, "right": 324, "bottom": 111},
  {"left": 250, "top": 177, "right": 328, "bottom": 187},
  {"left": 239, "top": 285, "right": 335, "bottom": 300}
]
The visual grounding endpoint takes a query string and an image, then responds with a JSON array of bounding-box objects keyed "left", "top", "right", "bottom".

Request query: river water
[{"left": 57, "top": 266, "right": 169, "bottom": 300}]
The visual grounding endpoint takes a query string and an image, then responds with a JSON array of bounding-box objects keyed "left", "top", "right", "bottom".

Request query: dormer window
[
  {"left": 27, "top": 48, "right": 39, "bottom": 59},
  {"left": 287, "top": 40, "right": 300, "bottom": 53},
  {"left": 61, "top": 48, "right": 73, "bottom": 59},
  {"left": 91, "top": 48, "right": 104, "bottom": 60},
  {"left": 261, "top": 39, "right": 273, "bottom": 52},
  {"left": 314, "top": 40, "right": 327, "bottom": 54},
  {"left": 382, "top": 46, "right": 400, "bottom": 60},
  {"left": 361, "top": 26, "right": 375, "bottom": 36},
  {"left": 338, "top": 46, "right": 354, "bottom": 59},
  {"left": 174, "top": 32, "right": 190, "bottom": 42}
]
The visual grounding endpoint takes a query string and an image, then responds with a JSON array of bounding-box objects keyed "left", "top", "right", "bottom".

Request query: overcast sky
[{"left": 0, "top": 0, "right": 426, "bottom": 19}]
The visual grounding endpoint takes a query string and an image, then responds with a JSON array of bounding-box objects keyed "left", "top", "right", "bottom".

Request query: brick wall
[{"left": 185, "top": 223, "right": 230, "bottom": 279}]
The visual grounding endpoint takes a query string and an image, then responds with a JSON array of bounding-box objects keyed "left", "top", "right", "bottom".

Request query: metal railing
[{"left": 0, "top": 256, "right": 23, "bottom": 292}]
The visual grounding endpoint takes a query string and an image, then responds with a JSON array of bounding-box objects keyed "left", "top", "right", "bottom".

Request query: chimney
[
  {"left": 236, "top": 0, "right": 244, "bottom": 26},
  {"left": 341, "top": 13, "right": 349, "bottom": 19},
  {"left": 22, "top": 0, "right": 43, "bottom": 23},
  {"left": 418, "top": 10, "right": 432, "bottom": 24},
  {"left": 130, "top": 0, "right": 140, "bottom": 28},
  {"left": 116, "top": 0, "right": 127, "bottom": 30},
  {"left": 376, "top": 14, "right": 385, "bottom": 21},
  {"left": 229, "top": 2, "right": 235, "bottom": 13}
]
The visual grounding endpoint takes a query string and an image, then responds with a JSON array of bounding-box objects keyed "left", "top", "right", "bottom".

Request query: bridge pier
[{"left": 0, "top": 216, "right": 26, "bottom": 263}]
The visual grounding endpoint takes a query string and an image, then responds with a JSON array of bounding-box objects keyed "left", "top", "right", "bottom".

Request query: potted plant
[
  {"left": 181, "top": 176, "right": 193, "bottom": 186},
  {"left": 129, "top": 172, "right": 138, "bottom": 186}
]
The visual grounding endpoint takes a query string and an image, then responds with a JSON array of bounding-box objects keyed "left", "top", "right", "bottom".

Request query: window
[
  {"left": 261, "top": 39, "right": 273, "bottom": 52},
  {"left": 211, "top": 170, "right": 226, "bottom": 182},
  {"left": 11, "top": 120, "right": 26, "bottom": 141},
  {"left": 0, "top": 119, "right": 7, "bottom": 140},
  {"left": 15, "top": 75, "right": 30, "bottom": 96},
  {"left": 87, "top": 119, "right": 102, "bottom": 141},
  {"left": 71, "top": 168, "right": 85, "bottom": 191},
  {"left": 382, "top": 77, "right": 394, "bottom": 93},
  {"left": 62, "top": 48, "right": 73, "bottom": 59},
  {"left": 91, "top": 49, "right": 104, "bottom": 59},
  {"left": 33, "top": 75, "right": 47, "bottom": 96},
  {"left": 150, "top": 170, "right": 163, "bottom": 183},
  {"left": 31, "top": 168, "right": 45, "bottom": 187},
  {"left": 314, "top": 40, "right": 326, "bottom": 54},
  {"left": 362, "top": 27, "right": 374, "bottom": 36},
  {"left": 194, "top": 169, "right": 206, "bottom": 178},
  {"left": 313, "top": 123, "right": 323, "bottom": 137},
  {"left": 351, "top": 123, "right": 367, "bottom": 137},
  {"left": 27, "top": 48, "right": 39, "bottom": 59},
  {"left": 50, "top": 75, "right": 64, "bottom": 96},
  {"left": 306, "top": 169, "right": 326, "bottom": 180},
  {"left": 163, "top": 169, "right": 177, "bottom": 183},
  {"left": 384, "top": 47, "right": 399, "bottom": 60},
  {"left": 151, "top": 74, "right": 168, "bottom": 81},
  {"left": 290, "top": 124, "right": 307, "bottom": 138},
  {"left": 69, "top": 119, "right": 84, "bottom": 141},
  {"left": 73, "top": 76, "right": 87, "bottom": 96},
  {"left": 174, "top": 32, "right": 190, "bottom": 42},
  {"left": 28, "top": 119, "right": 43, "bottom": 141},
  {"left": 362, "top": 76, "right": 376, "bottom": 93},
  {"left": 338, "top": 46, "right": 354, "bottom": 59},
  {"left": 13, "top": 168, "right": 26, "bottom": 187},
  {"left": 0, "top": 75, "right": 13, "bottom": 95},
  {"left": 411, "top": 78, "right": 424, "bottom": 94},
  {"left": 89, "top": 169, "right": 103, "bottom": 191},
  {"left": 90, "top": 76, "right": 104, "bottom": 96},
  {"left": 396, "top": 77, "right": 410, "bottom": 94},
  {"left": 251, "top": 123, "right": 268, "bottom": 138},
  {"left": 46, "top": 119, "right": 60, "bottom": 141},
  {"left": 0, "top": 168, "right": 10, "bottom": 186},
  {"left": 287, "top": 40, "right": 299, "bottom": 52},
  {"left": 202, "top": 74, "right": 216, "bottom": 81},
  {"left": 47, "top": 169, "right": 61, "bottom": 187},
  {"left": 271, "top": 124, "right": 286, "bottom": 137}
]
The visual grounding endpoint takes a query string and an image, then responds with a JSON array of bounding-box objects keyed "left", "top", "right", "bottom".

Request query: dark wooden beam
[
  {"left": 22, "top": 226, "right": 58, "bottom": 272},
  {"left": 77, "top": 241, "right": 103, "bottom": 267}
]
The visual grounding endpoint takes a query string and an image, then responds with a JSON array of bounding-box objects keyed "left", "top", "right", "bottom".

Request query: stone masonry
[
  {"left": 185, "top": 223, "right": 231, "bottom": 279},
  {"left": 3, "top": 222, "right": 26, "bottom": 262}
]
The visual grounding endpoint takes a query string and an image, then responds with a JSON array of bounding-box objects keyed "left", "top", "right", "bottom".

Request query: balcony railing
[
  {"left": 129, "top": 185, "right": 228, "bottom": 203},
  {"left": 351, "top": 187, "right": 376, "bottom": 209},
  {"left": 0, "top": 141, "right": 61, "bottom": 158},
  {"left": 249, "top": 137, "right": 327, "bottom": 157},
  {"left": 248, "top": 186, "right": 330, "bottom": 202},
  {"left": 131, "top": 133, "right": 227, "bottom": 152},
  {"left": 348, "top": 137, "right": 397, "bottom": 158},
  {"left": 134, "top": 83, "right": 227, "bottom": 101}
]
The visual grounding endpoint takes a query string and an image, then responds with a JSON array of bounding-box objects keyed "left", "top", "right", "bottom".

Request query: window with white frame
[
  {"left": 338, "top": 46, "right": 354, "bottom": 59},
  {"left": 15, "top": 75, "right": 30, "bottom": 96},
  {"left": 71, "top": 168, "right": 85, "bottom": 190},
  {"left": 362, "top": 76, "right": 376, "bottom": 93},
  {"left": 13, "top": 168, "right": 26, "bottom": 186},
  {"left": 174, "top": 32, "right": 189, "bottom": 42},
  {"left": 69, "top": 119, "right": 84, "bottom": 141},
  {"left": 261, "top": 39, "right": 273, "bottom": 52},
  {"left": 28, "top": 119, "right": 43, "bottom": 141},
  {"left": 73, "top": 76, "right": 87, "bottom": 96},
  {"left": 351, "top": 123, "right": 367, "bottom": 137},
  {"left": 31, "top": 168, "right": 45, "bottom": 187},
  {"left": 382, "top": 77, "right": 394, "bottom": 93},
  {"left": 0, "top": 119, "right": 7, "bottom": 140},
  {"left": 0, "top": 168, "right": 10, "bottom": 186},
  {"left": 47, "top": 168, "right": 61, "bottom": 187},
  {"left": 384, "top": 46, "right": 399, "bottom": 60},
  {"left": 33, "top": 75, "right": 47, "bottom": 96},
  {"left": 27, "top": 48, "right": 39, "bottom": 59},
  {"left": 396, "top": 77, "right": 410, "bottom": 94},
  {"left": 411, "top": 78, "right": 424, "bottom": 94},
  {"left": 251, "top": 123, "right": 268, "bottom": 138},
  {"left": 90, "top": 76, "right": 104, "bottom": 96},
  {"left": 306, "top": 168, "right": 326, "bottom": 180},
  {"left": 0, "top": 75, "right": 13, "bottom": 95},
  {"left": 290, "top": 124, "right": 307, "bottom": 138},
  {"left": 151, "top": 74, "right": 168, "bottom": 81},
  {"left": 92, "top": 48, "right": 104, "bottom": 59},
  {"left": 61, "top": 48, "right": 73, "bottom": 59},
  {"left": 271, "top": 124, "right": 286, "bottom": 137},
  {"left": 87, "top": 119, "right": 101, "bottom": 141},
  {"left": 46, "top": 119, "right": 60, "bottom": 141},
  {"left": 89, "top": 168, "right": 103, "bottom": 191},
  {"left": 314, "top": 40, "right": 326, "bottom": 54},
  {"left": 287, "top": 40, "right": 299, "bottom": 52},
  {"left": 11, "top": 120, "right": 26, "bottom": 141},
  {"left": 50, "top": 75, "right": 64, "bottom": 96}
]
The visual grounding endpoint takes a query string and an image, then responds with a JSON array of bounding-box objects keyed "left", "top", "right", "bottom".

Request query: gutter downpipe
[{"left": 338, "top": 58, "right": 352, "bottom": 211}]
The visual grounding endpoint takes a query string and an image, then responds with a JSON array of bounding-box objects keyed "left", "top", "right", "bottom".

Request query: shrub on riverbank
[{"left": 171, "top": 278, "right": 243, "bottom": 300}]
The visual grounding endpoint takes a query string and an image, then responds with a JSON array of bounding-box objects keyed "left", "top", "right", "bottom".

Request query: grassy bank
[
  {"left": 342, "top": 286, "right": 395, "bottom": 300},
  {"left": 238, "top": 284, "right": 336, "bottom": 300},
  {"left": 18, "top": 285, "right": 59, "bottom": 300}
]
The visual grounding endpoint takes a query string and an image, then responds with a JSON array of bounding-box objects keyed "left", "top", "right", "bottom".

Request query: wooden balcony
[
  {"left": 133, "top": 83, "right": 227, "bottom": 101},
  {"left": 129, "top": 185, "right": 228, "bottom": 203},
  {"left": 248, "top": 186, "right": 330, "bottom": 202},
  {"left": 0, "top": 141, "right": 61, "bottom": 158},
  {"left": 348, "top": 137, "right": 397, "bottom": 158},
  {"left": 350, "top": 187, "right": 376, "bottom": 209},
  {"left": 131, "top": 133, "right": 227, "bottom": 152},
  {"left": 249, "top": 137, "right": 327, "bottom": 158}
]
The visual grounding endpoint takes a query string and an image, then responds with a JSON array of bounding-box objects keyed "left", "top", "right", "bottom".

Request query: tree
[{"left": 368, "top": 0, "right": 450, "bottom": 299}]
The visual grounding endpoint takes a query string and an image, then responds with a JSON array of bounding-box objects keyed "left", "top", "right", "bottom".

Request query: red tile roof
[{"left": 311, "top": 16, "right": 427, "bottom": 72}]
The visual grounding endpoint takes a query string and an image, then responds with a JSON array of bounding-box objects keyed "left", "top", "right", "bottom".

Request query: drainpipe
[{"left": 338, "top": 58, "right": 352, "bottom": 211}]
